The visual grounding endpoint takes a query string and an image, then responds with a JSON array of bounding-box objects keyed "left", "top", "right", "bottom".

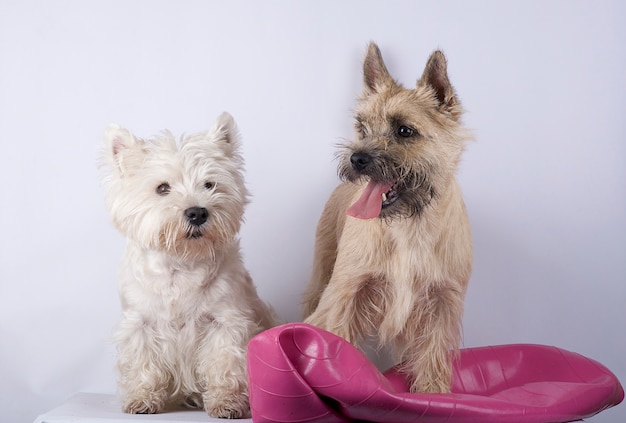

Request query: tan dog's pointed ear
[
  {"left": 363, "top": 42, "right": 395, "bottom": 94},
  {"left": 419, "top": 50, "right": 461, "bottom": 119}
]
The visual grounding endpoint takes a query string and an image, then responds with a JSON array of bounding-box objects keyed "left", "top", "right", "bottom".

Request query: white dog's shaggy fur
[{"left": 101, "top": 112, "right": 277, "bottom": 418}]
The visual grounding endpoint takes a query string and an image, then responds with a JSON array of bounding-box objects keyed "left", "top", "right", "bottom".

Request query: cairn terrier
[
  {"left": 303, "top": 43, "right": 472, "bottom": 393},
  {"left": 101, "top": 112, "right": 277, "bottom": 418}
]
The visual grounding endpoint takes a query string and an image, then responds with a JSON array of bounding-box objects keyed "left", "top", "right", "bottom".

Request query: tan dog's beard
[{"left": 338, "top": 151, "right": 437, "bottom": 219}]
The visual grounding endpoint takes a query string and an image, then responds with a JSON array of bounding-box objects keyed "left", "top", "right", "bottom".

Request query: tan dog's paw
[
  {"left": 409, "top": 373, "right": 451, "bottom": 394},
  {"left": 414, "top": 381, "right": 451, "bottom": 394}
]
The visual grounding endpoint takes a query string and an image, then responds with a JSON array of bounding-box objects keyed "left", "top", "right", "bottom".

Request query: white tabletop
[{"left": 33, "top": 392, "right": 253, "bottom": 423}]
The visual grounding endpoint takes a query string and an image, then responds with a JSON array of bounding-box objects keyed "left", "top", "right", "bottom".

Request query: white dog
[{"left": 101, "top": 112, "right": 277, "bottom": 418}]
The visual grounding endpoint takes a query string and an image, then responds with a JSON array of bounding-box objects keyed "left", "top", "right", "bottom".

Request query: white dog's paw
[
  {"left": 122, "top": 394, "right": 165, "bottom": 414},
  {"left": 203, "top": 389, "right": 249, "bottom": 419}
]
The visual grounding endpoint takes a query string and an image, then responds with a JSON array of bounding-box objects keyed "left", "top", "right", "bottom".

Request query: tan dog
[{"left": 303, "top": 43, "right": 472, "bottom": 393}]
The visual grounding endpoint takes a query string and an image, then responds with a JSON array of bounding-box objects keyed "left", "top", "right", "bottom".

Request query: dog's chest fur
[
  {"left": 118, "top": 243, "right": 236, "bottom": 326},
  {"left": 337, "top": 180, "right": 458, "bottom": 283}
]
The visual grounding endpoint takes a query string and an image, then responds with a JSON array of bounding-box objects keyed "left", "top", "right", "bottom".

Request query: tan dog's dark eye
[
  {"left": 397, "top": 125, "right": 416, "bottom": 138},
  {"left": 156, "top": 183, "right": 171, "bottom": 196},
  {"left": 204, "top": 182, "right": 215, "bottom": 190},
  {"left": 355, "top": 119, "right": 367, "bottom": 136}
]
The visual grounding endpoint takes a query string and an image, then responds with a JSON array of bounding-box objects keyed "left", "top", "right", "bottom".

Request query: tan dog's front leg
[
  {"left": 400, "top": 284, "right": 465, "bottom": 393},
  {"left": 304, "top": 274, "right": 368, "bottom": 345}
]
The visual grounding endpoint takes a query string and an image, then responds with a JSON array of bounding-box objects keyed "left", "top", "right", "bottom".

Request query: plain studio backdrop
[{"left": 0, "top": 1, "right": 624, "bottom": 422}]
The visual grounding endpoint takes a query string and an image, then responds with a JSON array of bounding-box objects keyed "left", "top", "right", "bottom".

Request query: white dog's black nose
[
  {"left": 185, "top": 207, "right": 208, "bottom": 226},
  {"left": 350, "top": 152, "right": 372, "bottom": 171}
]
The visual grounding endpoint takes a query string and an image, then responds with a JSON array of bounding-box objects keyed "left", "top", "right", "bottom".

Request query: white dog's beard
[
  {"left": 158, "top": 227, "right": 209, "bottom": 261},
  {"left": 187, "top": 228, "right": 203, "bottom": 239},
  {"left": 155, "top": 218, "right": 237, "bottom": 261}
]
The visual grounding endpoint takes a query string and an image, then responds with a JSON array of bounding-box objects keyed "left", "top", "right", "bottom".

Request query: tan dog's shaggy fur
[{"left": 303, "top": 43, "right": 472, "bottom": 393}]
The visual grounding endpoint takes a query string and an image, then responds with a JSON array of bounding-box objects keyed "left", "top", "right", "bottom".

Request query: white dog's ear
[
  {"left": 208, "top": 112, "right": 241, "bottom": 151},
  {"left": 104, "top": 124, "right": 138, "bottom": 175}
]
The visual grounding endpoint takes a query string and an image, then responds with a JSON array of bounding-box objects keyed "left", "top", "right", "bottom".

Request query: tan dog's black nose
[{"left": 350, "top": 152, "right": 372, "bottom": 171}]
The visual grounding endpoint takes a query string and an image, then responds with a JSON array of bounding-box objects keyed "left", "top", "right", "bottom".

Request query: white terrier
[{"left": 101, "top": 112, "right": 277, "bottom": 418}]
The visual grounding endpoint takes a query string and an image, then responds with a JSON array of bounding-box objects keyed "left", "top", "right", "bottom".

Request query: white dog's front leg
[
  {"left": 197, "top": 314, "right": 257, "bottom": 419},
  {"left": 115, "top": 315, "right": 171, "bottom": 414}
]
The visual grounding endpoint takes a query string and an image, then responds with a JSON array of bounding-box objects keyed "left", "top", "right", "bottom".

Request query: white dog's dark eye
[
  {"left": 204, "top": 182, "right": 214, "bottom": 190},
  {"left": 156, "top": 182, "right": 171, "bottom": 196},
  {"left": 397, "top": 125, "right": 416, "bottom": 138}
]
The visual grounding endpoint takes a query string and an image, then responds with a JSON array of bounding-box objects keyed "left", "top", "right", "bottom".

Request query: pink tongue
[{"left": 347, "top": 180, "right": 393, "bottom": 219}]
